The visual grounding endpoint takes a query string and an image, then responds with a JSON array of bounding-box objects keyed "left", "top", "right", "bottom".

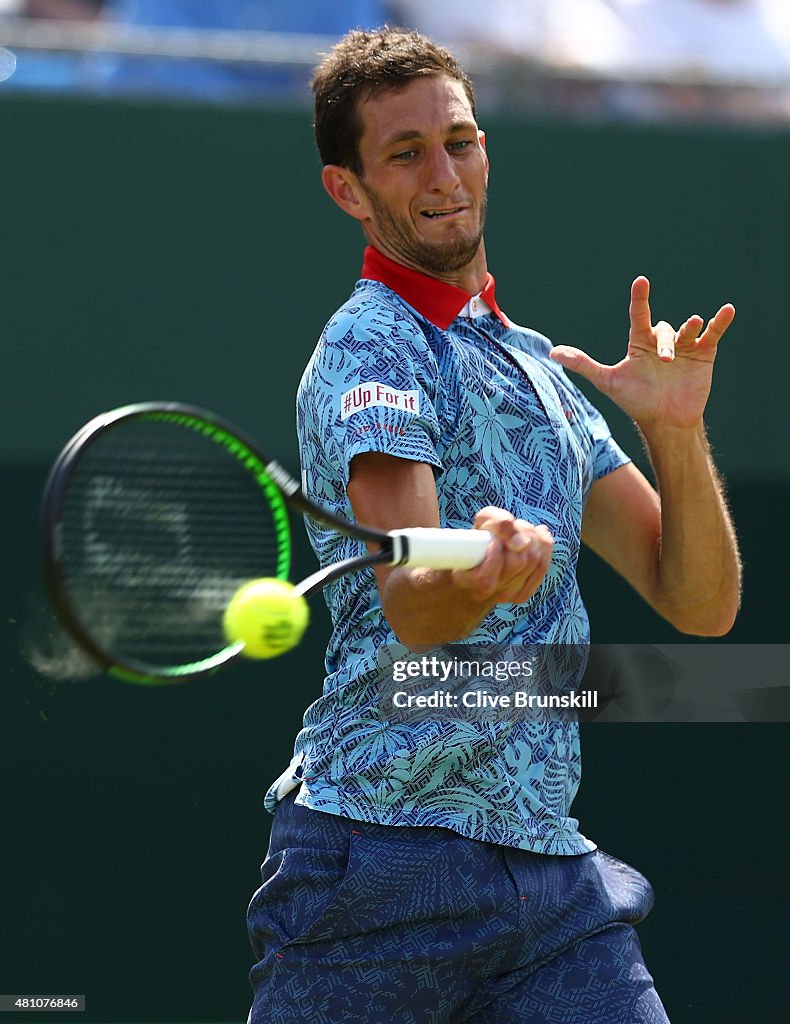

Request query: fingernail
[{"left": 659, "top": 347, "right": 674, "bottom": 361}]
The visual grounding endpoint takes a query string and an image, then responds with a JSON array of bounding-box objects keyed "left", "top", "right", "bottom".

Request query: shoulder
[
  {"left": 485, "top": 315, "right": 566, "bottom": 380},
  {"left": 324, "top": 280, "right": 431, "bottom": 355},
  {"left": 498, "top": 317, "right": 555, "bottom": 360},
  {"left": 299, "top": 281, "right": 443, "bottom": 403}
]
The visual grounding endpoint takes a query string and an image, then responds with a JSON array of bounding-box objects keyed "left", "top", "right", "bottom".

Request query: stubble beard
[{"left": 361, "top": 182, "right": 487, "bottom": 276}]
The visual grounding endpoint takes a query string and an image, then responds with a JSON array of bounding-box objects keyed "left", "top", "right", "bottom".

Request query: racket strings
[{"left": 56, "top": 421, "right": 286, "bottom": 668}]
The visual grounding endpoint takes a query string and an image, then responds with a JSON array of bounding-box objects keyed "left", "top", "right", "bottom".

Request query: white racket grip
[{"left": 392, "top": 528, "right": 493, "bottom": 570}]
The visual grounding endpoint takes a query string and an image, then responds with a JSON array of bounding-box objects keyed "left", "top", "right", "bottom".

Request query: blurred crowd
[
  {"left": 2, "top": 0, "right": 790, "bottom": 124},
  {"left": 395, "top": 0, "right": 790, "bottom": 123},
  {"left": 0, "top": 0, "right": 102, "bottom": 19}
]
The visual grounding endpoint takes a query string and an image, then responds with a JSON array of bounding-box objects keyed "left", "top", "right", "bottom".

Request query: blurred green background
[{"left": 1, "top": 93, "right": 787, "bottom": 1022}]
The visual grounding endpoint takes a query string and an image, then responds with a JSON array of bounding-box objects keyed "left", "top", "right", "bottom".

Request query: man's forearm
[
  {"left": 641, "top": 422, "right": 741, "bottom": 635},
  {"left": 377, "top": 565, "right": 496, "bottom": 648}
]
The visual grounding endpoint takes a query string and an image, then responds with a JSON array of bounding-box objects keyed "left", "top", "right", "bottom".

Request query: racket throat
[{"left": 294, "top": 550, "right": 393, "bottom": 599}]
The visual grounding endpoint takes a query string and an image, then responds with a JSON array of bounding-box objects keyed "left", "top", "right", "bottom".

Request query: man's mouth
[{"left": 420, "top": 206, "right": 466, "bottom": 219}]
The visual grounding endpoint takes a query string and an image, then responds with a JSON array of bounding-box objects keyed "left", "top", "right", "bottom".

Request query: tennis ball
[{"left": 223, "top": 579, "right": 309, "bottom": 659}]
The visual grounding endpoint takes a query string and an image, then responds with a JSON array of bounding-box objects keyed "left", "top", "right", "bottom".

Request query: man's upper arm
[
  {"left": 346, "top": 452, "right": 443, "bottom": 628},
  {"left": 347, "top": 451, "right": 442, "bottom": 550},
  {"left": 581, "top": 462, "right": 662, "bottom": 606}
]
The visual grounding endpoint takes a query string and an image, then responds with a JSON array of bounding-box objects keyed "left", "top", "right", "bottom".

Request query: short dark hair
[{"left": 312, "top": 27, "right": 477, "bottom": 177}]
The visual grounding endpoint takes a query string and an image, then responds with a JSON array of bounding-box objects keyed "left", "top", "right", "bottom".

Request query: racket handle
[{"left": 392, "top": 528, "right": 493, "bottom": 570}]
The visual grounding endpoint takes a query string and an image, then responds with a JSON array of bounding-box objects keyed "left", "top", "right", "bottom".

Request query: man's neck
[{"left": 361, "top": 230, "right": 489, "bottom": 295}]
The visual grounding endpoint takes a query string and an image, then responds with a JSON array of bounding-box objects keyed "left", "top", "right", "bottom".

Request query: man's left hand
[{"left": 550, "top": 276, "right": 735, "bottom": 432}]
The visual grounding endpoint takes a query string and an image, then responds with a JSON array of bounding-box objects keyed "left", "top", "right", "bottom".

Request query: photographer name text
[{"left": 391, "top": 689, "right": 598, "bottom": 710}]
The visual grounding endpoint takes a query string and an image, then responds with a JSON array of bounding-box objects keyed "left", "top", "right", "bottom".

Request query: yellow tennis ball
[{"left": 223, "top": 579, "right": 309, "bottom": 659}]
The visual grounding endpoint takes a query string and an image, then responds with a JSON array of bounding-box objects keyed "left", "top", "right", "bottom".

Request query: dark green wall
[
  {"left": 1, "top": 94, "right": 787, "bottom": 1022},
  {"left": 2, "top": 94, "right": 788, "bottom": 480}
]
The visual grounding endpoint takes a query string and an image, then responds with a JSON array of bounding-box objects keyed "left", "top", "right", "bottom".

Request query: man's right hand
[
  {"left": 451, "top": 506, "right": 553, "bottom": 606},
  {"left": 347, "top": 452, "right": 554, "bottom": 648}
]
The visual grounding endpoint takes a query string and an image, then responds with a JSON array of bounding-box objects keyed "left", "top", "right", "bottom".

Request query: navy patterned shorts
[{"left": 247, "top": 791, "right": 669, "bottom": 1023}]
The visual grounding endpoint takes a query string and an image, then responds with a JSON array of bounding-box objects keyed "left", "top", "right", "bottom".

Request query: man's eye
[
  {"left": 449, "top": 140, "right": 473, "bottom": 151},
  {"left": 391, "top": 150, "right": 417, "bottom": 161}
]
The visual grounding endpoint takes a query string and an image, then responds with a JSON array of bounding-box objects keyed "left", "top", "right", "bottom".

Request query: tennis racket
[{"left": 41, "top": 402, "right": 492, "bottom": 685}]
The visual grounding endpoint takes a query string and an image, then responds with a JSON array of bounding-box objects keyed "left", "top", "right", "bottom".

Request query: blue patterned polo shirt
[{"left": 265, "top": 246, "right": 630, "bottom": 854}]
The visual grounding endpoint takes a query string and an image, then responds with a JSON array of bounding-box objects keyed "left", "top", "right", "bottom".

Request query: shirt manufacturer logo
[{"left": 340, "top": 382, "right": 420, "bottom": 420}]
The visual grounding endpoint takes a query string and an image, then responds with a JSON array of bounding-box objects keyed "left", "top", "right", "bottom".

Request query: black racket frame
[{"left": 40, "top": 401, "right": 397, "bottom": 683}]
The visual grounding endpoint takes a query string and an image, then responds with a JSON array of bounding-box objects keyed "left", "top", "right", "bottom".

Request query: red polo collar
[{"left": 360, "top": 246, "right": 508, "bottom": 330}]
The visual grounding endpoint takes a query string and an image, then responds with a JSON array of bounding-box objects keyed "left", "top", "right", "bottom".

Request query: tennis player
[{"left": 247, "top": 27, "right": 741, "bottom": 1024}]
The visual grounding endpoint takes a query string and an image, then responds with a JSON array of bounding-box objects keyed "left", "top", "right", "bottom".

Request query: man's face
[{"left": 353, "top": 75, "right": 489, "bottom": 276}]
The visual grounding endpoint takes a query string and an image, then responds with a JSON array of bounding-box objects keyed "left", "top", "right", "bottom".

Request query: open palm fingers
[
  {"left": 697, "top": 303, "right": 736, "bottom": 352},
  {"left": 658, "top": 303, "right": 735, "bottom": 362}
]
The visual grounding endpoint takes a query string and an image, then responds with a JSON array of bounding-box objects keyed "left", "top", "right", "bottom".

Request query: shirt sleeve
[
  {"left": 299, "top": 295, "right": 444, "bottom": 489},
  {"left": 572, "top": 384, "right": 631, "bottom": 481}
]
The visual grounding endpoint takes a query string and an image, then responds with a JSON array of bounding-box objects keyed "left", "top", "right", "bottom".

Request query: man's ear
[
  {"left": 478, "top": 129, "right": 490, "bottom": 183},
  {"left": 478, "top": 128, "right": 490, "bottom": 172},
  {"left": 321, "top": 165, "right": 370, "bottom": 222}
]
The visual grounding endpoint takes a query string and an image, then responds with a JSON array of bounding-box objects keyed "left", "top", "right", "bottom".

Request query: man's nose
[{"left": 424, "top": 146, "right": 461, "bottom": 194}]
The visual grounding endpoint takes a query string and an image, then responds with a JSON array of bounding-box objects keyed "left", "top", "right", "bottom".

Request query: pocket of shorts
[
  {"left": 247, "top": 838, "right": 354, "bottom": 954},
  {"left": 249, "top": 829, "right": 453, "bottom": 955},
  {"left": 294, "top": 830, "right": 455, "bottom": 945}
]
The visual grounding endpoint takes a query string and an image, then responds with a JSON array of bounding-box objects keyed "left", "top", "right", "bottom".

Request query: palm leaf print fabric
[{"left": 267, "top": 279, "right": 630, "bottom": 854}]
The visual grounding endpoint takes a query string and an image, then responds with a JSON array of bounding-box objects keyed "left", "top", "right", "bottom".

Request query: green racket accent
[
  {"left": 141, "top": 409, "right": 291, "bottom": 581},
  {"left": 42, "top": 401, "right": 324, "bottom": 685},
  {"left": 108, "top": 641, "right": 245, "bottom": 686}
]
